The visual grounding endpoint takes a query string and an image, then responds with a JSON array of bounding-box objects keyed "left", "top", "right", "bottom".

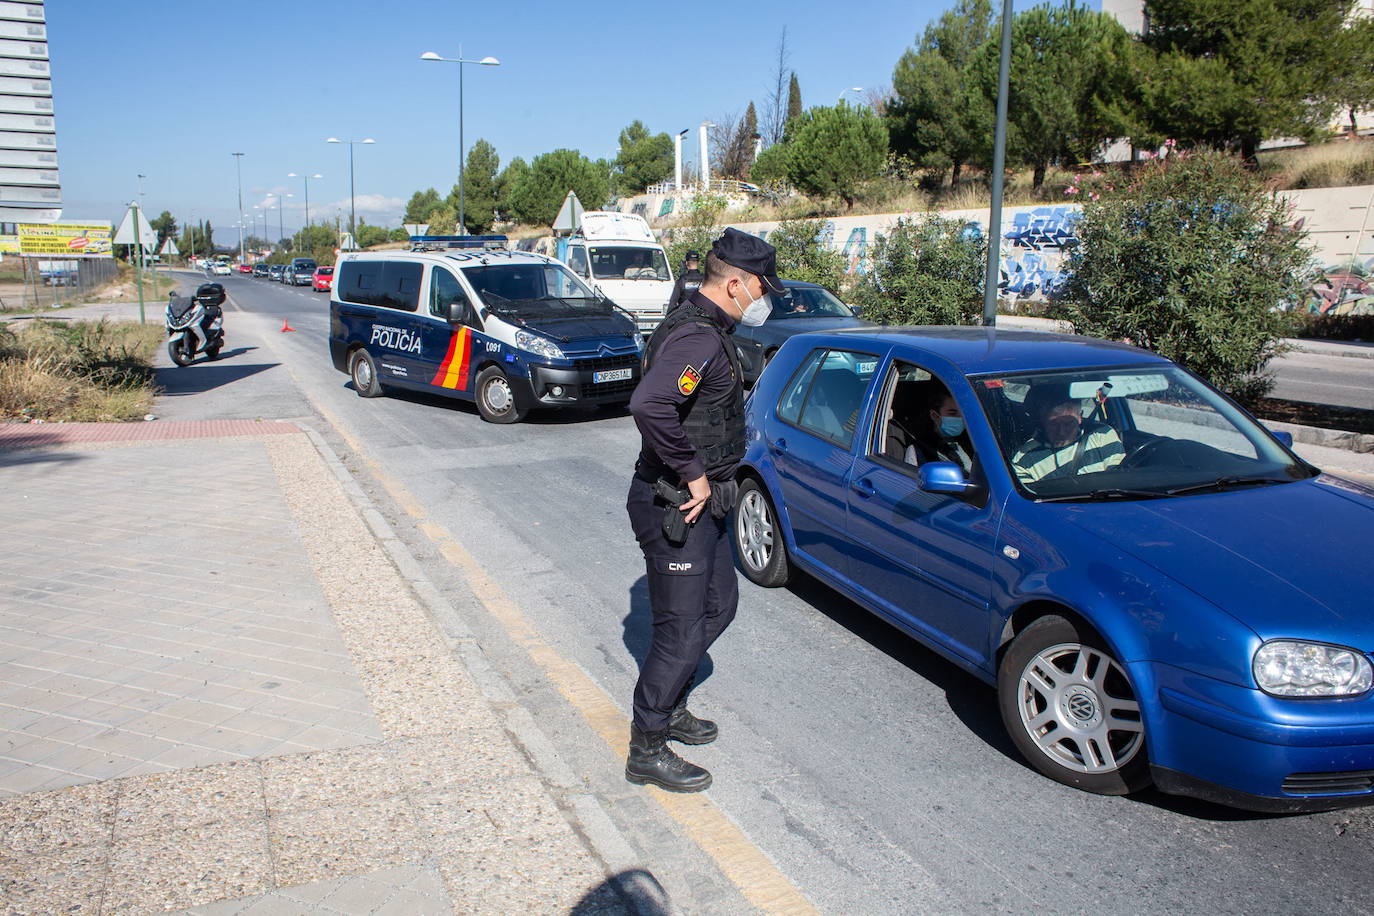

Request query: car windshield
[
  {"left": 463, "top": 263, "right": 606, "bottom": 316},
  {"left": 587, "top": 246, "right": 670, "bottom": 281},
  {"left": 973, "top": 365, "right": 1313, "bottom": 500},
  {"left": 317, "top": 267, "right": 332, "bottom": 275},
  {"left": 771, "top": 285, "right": 852, "bottom": 319}
]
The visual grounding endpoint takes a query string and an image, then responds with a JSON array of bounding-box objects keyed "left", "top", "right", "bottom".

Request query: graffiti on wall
[{"left": 1303, "top": 258, "right": 1374, "bottom": 315}]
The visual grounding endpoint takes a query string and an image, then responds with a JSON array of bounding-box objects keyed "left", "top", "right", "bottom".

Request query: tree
[
  {"left": 716, "top": 102, "right": 760, "bottom": 179},
  {"left": 762, "top": 27, "right": 791, "bottom": 144},
  {"left": 663, "top": 194, "right": 729, "bottom": 271},
  {"left": 785, "top": 74, "right": 802, "bottom": 132},
  {"left": 765, "top": 104, "right": 889, "bottom": 208},
  {"left": 1058, "top": 150, "right": 1314, "bottom": 403},
  {"left": 973, "top": 3, "right": 1138, "bottom": 187},
  {"left": 403, "top": 188, "right": 441, "bottom": 225},
  {"left": 851, "top": 216, "right": 987, "bottom": 324},
  {"left": 767, "top": 219, "right": 848, "bottom": 291},
  {"left": 354, "top": 219, "right": 390, "bottom": 249},
  {"left": 496, "top": 157, "right": 529, "bottom": 222},
  {"left": 1139, "top": 0, "right": 1354, "bottom": 159},
  {"left": 615, "top": 120, "right": 674, "bottom": 193},
  {"left": 887, "top": 0, "right": 995, "bottom": 184},
  {"left": 450, "top": 139, "right": 499, "bottom": 233},
  {"left": 149, "top": 210, "right": 177, "bottom": 252},
  {"left": 1327, "top": 15, "right": 1374, "bottom": 137},
  {"left": 507, "top": 149, "right": 609, "bottom": 226}
]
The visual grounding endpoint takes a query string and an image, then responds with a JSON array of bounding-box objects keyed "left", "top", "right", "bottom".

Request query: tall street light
[
  {"left": 231, "top": 152, "right": 245, "bottom": 262},
  {"left": 837, "top": 86, "right": 863, "bottom": 104},
  {"left": 287, "top": 171, "right": 322, "bottom": 231},
  {"left": 420, "top": 48, "right": 500, "bottom": 233},
  {"left": 325, "top": 137, "right": 375, "bottom": 247}
]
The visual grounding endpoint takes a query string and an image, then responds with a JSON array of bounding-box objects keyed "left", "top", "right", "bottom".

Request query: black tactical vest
[{"left": 642, "top": 301, "right": 746, "bottom": 479}]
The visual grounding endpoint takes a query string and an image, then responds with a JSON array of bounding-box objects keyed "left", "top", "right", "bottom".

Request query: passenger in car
[
  {"left": 885, "top": 384, "right": 973, "bottom": 475},
  {"left": 1012, "top": 387, "right": 1125, "bottom": 483}
]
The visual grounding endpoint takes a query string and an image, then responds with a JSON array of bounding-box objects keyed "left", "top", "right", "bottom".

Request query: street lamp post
[
  {"left": 287, "top": 171, "right": 322, "bottom": 232},
  {"left": 837, "top": 86, "right": 863, "bottom": 105},
  {"left": 420, "top": 48, "right": 500, "bottom": 233},
  {"left": 326, "top": 137, "right": 375, "bottom": 248},
  {"left": 231, "top": 152, "right": 245, "bottom": 262}
]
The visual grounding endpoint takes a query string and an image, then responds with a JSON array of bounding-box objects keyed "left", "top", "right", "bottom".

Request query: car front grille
[
  {"left": 1281, "top": 770, "right": 1374, "bottom": 795},
  {"left": 571, "top": 354, "right": 640, "bottom": 373}
]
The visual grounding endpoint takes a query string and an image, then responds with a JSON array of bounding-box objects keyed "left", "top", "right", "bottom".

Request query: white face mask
[{"left": 732, "top": 281, "right": 772, "bottom": 327}]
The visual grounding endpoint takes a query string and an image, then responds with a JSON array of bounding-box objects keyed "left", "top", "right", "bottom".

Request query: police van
[{"left": 328, "top": 238, "right": 644, "bottom": 423}]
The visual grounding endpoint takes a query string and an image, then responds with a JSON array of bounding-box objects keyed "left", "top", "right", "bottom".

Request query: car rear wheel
[
  {"left": 349, "top": 349, "right": 383, "bottom": 398},
  {"left": 733, "top": 477, "right": 790, "bottom": 587},
  {"left": 998, "top": 615, "right": 1150, "bottom": 795},
  {"left": 475, "top": 366, "right": 526, "bottom": 424}
]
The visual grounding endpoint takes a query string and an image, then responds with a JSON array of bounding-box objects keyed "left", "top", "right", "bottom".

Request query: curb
[
  {"left": 1287, "top": 339, "right": 1374, "bottom": 361},
  {"left": 292, "top": 423, "right": 655, "bottom": 912},
  {"left": 1262, "top": 417, "right": 1374, "bottom": 454}
]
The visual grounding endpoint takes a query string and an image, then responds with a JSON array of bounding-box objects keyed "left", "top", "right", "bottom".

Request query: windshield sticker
[
  {"left": 431, "top": 327, "right": 473, "bottom": 390},
  {"left": 678, "top": 365, "right": 701, "bottom": 395},
  {"left": 370, "top": 324, "right": 423, "bottom": 355}
]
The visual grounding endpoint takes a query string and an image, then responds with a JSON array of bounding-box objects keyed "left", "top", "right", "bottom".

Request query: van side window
[
  {"left": 567, "top": 246, "right": 588, "bottom": 277},
  {"left": 337, "top": 261, "right": 422, "bottom": 312},
  {"left": 429, "top": 267, "right": 471, "bottom": 321}
]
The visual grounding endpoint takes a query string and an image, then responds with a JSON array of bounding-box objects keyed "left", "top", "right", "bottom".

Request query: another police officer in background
[
  {"left": 625, "top": 228, "right": 782, "bottom": 792},
  {"left": 666, "top": 249, "right": 704, "bottom": 310}
]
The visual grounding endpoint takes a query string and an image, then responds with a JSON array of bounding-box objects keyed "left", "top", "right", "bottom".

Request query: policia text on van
[{"left": 328, "top": 242, "right": 645, "bottom": 423}]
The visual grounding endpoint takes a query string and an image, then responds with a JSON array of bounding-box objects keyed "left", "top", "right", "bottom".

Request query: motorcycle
[{"left": 166, "top": 283, "right": 226, "bottom": 366}]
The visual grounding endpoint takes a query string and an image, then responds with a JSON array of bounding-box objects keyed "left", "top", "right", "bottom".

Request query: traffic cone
[{"left": 281, "top": 319, "right": 296, "bottom": 333}]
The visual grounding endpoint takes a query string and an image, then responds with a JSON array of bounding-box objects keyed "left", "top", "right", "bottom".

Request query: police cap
[
  {"left": 685, "top": 250, "right": 700, "bottom": 261},
  {"left": 711, "top": 228, "right": 784, "bottom": 294}
]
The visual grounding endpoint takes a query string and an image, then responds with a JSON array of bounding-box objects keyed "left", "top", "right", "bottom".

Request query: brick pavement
[{"left": 0, "top": 422, "right": 630, "bottom": 915}]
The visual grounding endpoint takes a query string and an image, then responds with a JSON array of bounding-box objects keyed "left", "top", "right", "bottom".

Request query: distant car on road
[
  {"left": 268, "top": 264, "right": 285, "bottom": 282},
  {"left": 237, "top": 263, "right": 251, "bottom": 273},
  {"left": 212, "top": 263, "right": 231, "bottom": 276},
  {"left": 312, "top": 266, "right": 333, "bottom": 292},
  {"left": 732, "top": 279, "right": 872, "bottom": 386},
  {"left": 736, "top": 326, "right": 1374, "bottom": 812},
  {"left": 252, "top": 264, "right": 270, "bottom": 278},
  {"left": 288, "top": 257, "right": 317, "bottom": 286}
]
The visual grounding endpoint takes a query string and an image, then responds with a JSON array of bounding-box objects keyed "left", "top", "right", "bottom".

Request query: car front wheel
[
  {"left": 733, "top": 477, "right": 790, "bottom": 587},
  {"left": 998, "top": 615, "right": 1150, "bottom": 795},
  {"left": 475, "top": 366, "right": 526, "bottom": 424}
]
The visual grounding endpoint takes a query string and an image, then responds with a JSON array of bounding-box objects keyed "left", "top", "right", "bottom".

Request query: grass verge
[{"left": 0, "top": 318, "right": 164, "bottom": 422}]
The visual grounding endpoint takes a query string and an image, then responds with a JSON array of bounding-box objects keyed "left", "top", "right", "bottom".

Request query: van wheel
[
  {"left": 475, "top": 366, "right": 526, "bottom": 423},
  {"left": 733, "top": 478, "right": 790, "bottom": 587},
  {"left": 349, "top": 349, "right": 383, "bottom": 398}
]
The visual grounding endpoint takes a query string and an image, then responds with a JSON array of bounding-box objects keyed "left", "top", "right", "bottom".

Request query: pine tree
[
  {"left": 451, "top": 140, "right": 500, "bottom": 233},
  {"left": 785, "top": 74, "right": 803, "bottom": 136}
]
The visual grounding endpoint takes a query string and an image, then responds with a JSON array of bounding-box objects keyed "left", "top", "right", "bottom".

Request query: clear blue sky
[{"left": 49, "top": 0, "right": 1051, "bottom": 240}]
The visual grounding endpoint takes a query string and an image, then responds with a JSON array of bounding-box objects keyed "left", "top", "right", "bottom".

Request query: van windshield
[
  {"left": 463, "top": 262, "right": 605, "bottom": 315},
  {"left": 588, "top": 246, "right": 670, "bottom": 281}
]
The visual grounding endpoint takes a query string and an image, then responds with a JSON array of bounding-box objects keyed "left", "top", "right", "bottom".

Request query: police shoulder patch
[{"left": 677, "top": 365, "right": 701, "bottom": 395}]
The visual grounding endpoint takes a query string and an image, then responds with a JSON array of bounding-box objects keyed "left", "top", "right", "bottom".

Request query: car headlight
[
  {"left": 1253, "top": 640, "right": 1373, "bottom": 697},
  {"left": 514, "top": 330, "right": 564, "bottom": 359},
  {"left": 633, "top": 331, "right": 645, "bottom": 350}
]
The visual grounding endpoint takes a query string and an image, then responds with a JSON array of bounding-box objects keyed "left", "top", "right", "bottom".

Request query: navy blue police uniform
[
  {"left": 623, "top": 228, "right": 783, "bottom": 793},
  {"left": 627, "top": 290, "right": 745, "bottom": 738}
]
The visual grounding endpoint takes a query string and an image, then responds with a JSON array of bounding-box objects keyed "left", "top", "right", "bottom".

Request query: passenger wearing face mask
[
  {"left": 908, "top": 390, "right": 974, "bottom": 475},
  {"left": 624, "top": 227, "right": 783, "bottom": 793}
]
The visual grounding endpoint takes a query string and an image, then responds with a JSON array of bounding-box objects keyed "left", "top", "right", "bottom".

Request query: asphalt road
[
  {"left": 158, "top": 271, "right": 1374, "bottom": 916},
  {"left": 1268, "top": 349, "right": 1374, "bottom": 410}
]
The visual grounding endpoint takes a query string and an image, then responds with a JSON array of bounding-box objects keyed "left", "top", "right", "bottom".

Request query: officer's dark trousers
[{"left": 626, "top": 475, "right": 738, "bottom": 733}]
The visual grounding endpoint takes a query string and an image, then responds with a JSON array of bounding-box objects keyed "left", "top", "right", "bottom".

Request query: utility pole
[{"left": 981, "top": 0, "right": 1014, "bottom": 326}]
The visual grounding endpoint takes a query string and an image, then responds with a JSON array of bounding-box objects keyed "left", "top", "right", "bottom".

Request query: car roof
[
  {"left": 812, "top": 325, "right": 1171, "bottom": 375},
  {"left": 337, "top": 248, "right": 555, "bottom": 268}
]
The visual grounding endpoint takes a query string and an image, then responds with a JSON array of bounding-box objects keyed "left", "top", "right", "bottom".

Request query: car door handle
[
  {"left": 769, "top": 437, "right": 788, "bottom": 453},
  {"left": 850, "top": 477, "right": 877, "bottom": 498}
]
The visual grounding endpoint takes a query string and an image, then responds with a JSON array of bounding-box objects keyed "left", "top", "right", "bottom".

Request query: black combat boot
[
  {"left": 626, "top": 725, "right": 712, "bottom": 792},
  {"left": 667, "top": 676, "right": 718, "bottom": 744}
]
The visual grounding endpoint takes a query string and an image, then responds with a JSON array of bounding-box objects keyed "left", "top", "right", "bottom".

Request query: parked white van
[{"left": 561, "top": 211, "right": 674, "bottom": 332}]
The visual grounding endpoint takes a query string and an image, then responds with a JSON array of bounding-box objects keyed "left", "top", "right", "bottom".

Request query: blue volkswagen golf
[{"left": 734, "top": 326, "right": 1374, "bottom": 811}]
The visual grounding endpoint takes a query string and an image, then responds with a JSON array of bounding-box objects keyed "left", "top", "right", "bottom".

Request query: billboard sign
[{"left": 18, "top": 220, "right": 113, "bottom": 258}]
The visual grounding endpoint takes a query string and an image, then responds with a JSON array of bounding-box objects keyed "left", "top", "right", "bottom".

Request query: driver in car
[{"left": 1012, "top": 387, "right": 1125, "bottom": 483}]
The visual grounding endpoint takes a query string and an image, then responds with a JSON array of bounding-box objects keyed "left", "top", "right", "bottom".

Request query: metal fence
[{"left": 6, "top": 257, "right": 120, "bottom": 310}]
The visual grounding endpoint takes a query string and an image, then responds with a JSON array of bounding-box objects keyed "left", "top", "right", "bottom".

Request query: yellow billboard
[
  {"left": 0, "top": 235, "right": 18, "bottom": 254},
  {"left": 18, "top": 221, "right": 113, "bottom": 258}
]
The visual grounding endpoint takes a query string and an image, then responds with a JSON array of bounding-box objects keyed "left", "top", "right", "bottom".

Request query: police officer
[
  {"left": 625, "top": 228, "right": 782, "bottom": 792},
  {"left": 666, "top": 250, "right": 704, "bottom": 309}
]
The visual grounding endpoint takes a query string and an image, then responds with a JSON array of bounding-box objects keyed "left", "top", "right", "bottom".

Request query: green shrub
[
  {"left": 1057, "top": 150, "right": 1314, "bottom": 404},
  {"left": 1295, "top": 313, "right": 1374, "bottom": 341},
  {"left": 849, "top": 215, "right": 987, "bottom": 324},
  {"left": 766, "top": 219, "right": 848, "bottom": 292}
]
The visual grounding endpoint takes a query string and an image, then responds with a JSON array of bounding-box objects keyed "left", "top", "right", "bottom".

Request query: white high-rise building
[{"left": 0, "top": 0, "right": 58, "bottom": 223}]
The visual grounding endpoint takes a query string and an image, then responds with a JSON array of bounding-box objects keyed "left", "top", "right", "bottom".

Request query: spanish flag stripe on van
[{"left": 431, "top": 327, "right": 471, "bottom": 389}]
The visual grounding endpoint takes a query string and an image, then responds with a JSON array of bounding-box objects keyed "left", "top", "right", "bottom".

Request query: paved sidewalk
[{"left": 0, "top": 421, "right": 638, "bottom": 915}]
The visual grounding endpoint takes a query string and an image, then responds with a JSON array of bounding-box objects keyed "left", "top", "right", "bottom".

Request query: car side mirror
[
  {"left": 1268, "top": 429, "right": 1294, "bottom": 448},
  {"left": 447, "top": 300, "right": 472, "bottom": 325},
  {"left": 918, "top": 461, "right": 977, "bottom": 495}
]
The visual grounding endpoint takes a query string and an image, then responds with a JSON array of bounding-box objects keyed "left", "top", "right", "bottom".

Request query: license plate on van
[{"left": 594, "top": 368, "right": 633, "bottom": 383}]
